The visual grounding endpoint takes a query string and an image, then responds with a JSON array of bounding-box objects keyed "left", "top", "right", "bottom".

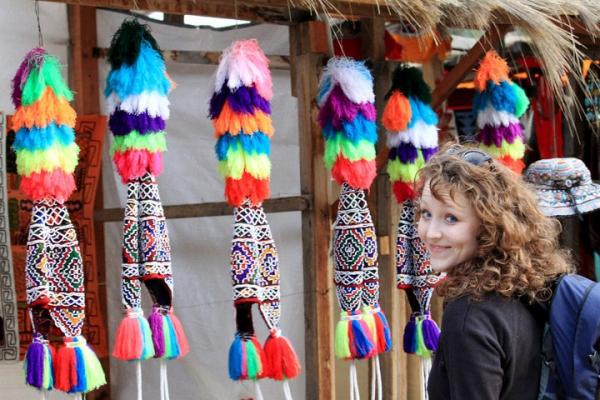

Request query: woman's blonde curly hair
[{"left": 417, "top": 145, "right": 573, "bottom": 303}]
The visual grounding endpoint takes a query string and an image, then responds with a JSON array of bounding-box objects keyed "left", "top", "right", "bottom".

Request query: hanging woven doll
[
  {"left": 12, "top": 48, "right": 106, "bottom": 394},
  {"left": 210, "top": 39, "right": 300, "bottom": 397},
  {"left": 473, "top": 50, "right": 530, "bottom": 174},
  {"left": 382, "top": 66, "right": 445, "bottom": 393},
  {"left": 105, "top": 19, "right": 188, "bottom": 397},
  {"left": 317, "top": 57, "right": 392, "bottom": 399}
]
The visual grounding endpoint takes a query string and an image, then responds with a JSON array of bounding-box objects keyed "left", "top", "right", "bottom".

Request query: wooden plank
[
  {"left": 291, "top": 22, "right": 334, "bottom": 400},
  {"left": 94, "top": 47, "right": 291, "bottom": 69},
  {"left": 431, "top": 24, "right": 512, "bottom": 110},
  {"left": 67, "top": 5, "right": 111, "bottom": 400},
  {"left": 360, "top": 17, "right": 404, "bottom": 400},
  {"left": 95, "top": 195, "right": 311, "bottom": 221}
]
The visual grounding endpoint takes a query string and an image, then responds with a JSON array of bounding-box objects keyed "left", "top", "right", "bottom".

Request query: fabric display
[
  {"left": 210, "top": 39, "right": 300, "bottom": 398},
  {"left": 318, "top": 57, "right": 392, "bottom": 400},
  {"left": 473, "top": 50, "right": 530, "bottom": 174},
  {"left": 382, "top": 65, "right": 444, "bottom": 358},
  {"left": 584, "top": 63, "right": 600, "bottom": 128},
  {"left": 11, "top": 47, "right": 106, "bottom": 394},
  {"left": 524, "top": 157, "right": 600, "bottom": 217},
  {"left": 105, "top": 19, "right": 188, "bottom": 399}
]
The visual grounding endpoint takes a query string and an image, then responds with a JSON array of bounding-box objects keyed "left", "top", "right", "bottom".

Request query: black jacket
[{"left": 428, "top": 292, "right": 543, "bottom": 400}]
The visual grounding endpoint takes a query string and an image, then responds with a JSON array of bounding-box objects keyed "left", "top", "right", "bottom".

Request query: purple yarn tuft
[
  {"left": 421, "top": 315, "right": 441, "bottom": 351},
  {"left": 209, "top": 81, "right": 271, "bottom": 119},
  {"left": 421, "top": 147, "right": 438, "bottom": 162},
  {"left": 109, "top": 109, "right": 166, "bottom": 135},
  {"left": 12, "top": 47, "right": 46, "bottom": 107},
  {"left": 25, "top": 337, "right": 45, "bottom": 388},
  {"left": 478, "top": 122, "right": 524, "bottom": 147},
  {"left": 389, "top": 142, "right": 419, "bottom": 164},
  {"left": 403, "top": 314, "right": 417, "bottom": 354},
  {"left": 148, "top": 308, "right": 165, "bottom": 357},
  {"left": 318, "top": 85, "right": 376, "bottom": 130}
]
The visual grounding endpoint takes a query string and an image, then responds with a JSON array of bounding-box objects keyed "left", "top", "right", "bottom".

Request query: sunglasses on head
[{"left": 445, "top": 147, "right": 493, "bottom": 166}]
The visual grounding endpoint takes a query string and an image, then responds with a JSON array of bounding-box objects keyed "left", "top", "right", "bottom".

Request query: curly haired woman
[{"left": 419, "top": 145, "right": 572, "bottom": 400}]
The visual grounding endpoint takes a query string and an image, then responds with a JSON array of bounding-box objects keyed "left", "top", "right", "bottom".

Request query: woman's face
[{"left": 417, "top": 182, "right": 481, "bottom": 273}]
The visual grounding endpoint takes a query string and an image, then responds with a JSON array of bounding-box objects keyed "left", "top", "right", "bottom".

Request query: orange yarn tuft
[
  {"left": 474, "top": 50, "right": 510, "bottom": 91},
  {"left": 12, "top": 88, "right": 76, "bottom": 131},
  {"left": 392, "top": 181, "right": 416, "bottom": 203},
  {"left": 331, "top": 157, "right": 376, "bottom": 190},
  {"left": 497, "top": 155, "right": 525, "bottom": 174},
  {"left": 225, "top": 173, "right": 270, "bottom": 206},
  {"left": 212, "top": 102, "right": 274, "bottom": 137},
  {"left": 382, "top": 91, "right": 411, "bottom": 131},
  {"left": 54, "top": 343, "right": 77, "bottom": 392}
]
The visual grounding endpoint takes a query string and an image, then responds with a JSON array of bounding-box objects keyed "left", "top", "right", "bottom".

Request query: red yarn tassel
[
  {"left": 263, "top": 329, "right": 301, "bottom": 380},
  {"left": 169, "top": 310, "right": 190, "bottom": 357},
  {"left": 54, "top": 343, "right": 76, "bottom": 392}
]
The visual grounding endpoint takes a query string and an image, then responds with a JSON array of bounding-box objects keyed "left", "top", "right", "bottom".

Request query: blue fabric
[
  {"left": 215, "top": 132, "right": 271, "bottom": 160},
  {"left": 407, "top": 98, "right": 438, "bottom": 128},
  {"left": 13, "top": 122, "right": 74, "bottom": 151},
  {"left": 105, "top": 40, "right": 171, "bottom": 99}
]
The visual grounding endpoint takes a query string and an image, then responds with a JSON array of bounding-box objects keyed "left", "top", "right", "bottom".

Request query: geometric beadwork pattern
[
  {"left": 26, "top": 200, "right": 85, "bottom": 338},
  {"left": 396, "top": 199, "right": 445, "bottom": 313},
  {"left": 121, "top": 172, "right": 173, "bottom": 311},
  {"left": 333, "top": 183, "right": 383, "bottom": 312},
  {"left": 255, "top": 205, "right": 281, "bottom": 331},
  {"left": 0, "top": 112, "right": 19, "bottom": 360},
  {"left": 231, "top": 201, "right": 260, "bottom": 303}
]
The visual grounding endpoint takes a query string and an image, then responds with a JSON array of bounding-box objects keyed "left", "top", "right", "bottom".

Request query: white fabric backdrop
[{"left": 97, "top": 10, "right": 305, "bottom": 400}]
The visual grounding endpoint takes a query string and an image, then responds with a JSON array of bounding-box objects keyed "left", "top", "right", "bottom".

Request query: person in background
[{"left": 419, "top": 145, "right": 572, "bottom": 400}]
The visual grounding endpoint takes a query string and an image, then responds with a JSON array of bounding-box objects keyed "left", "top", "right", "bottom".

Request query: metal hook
[{"left": 35, "top": 0, "right": 44, "bottom": 47}]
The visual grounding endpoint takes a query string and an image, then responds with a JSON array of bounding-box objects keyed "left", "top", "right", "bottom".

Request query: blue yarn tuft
[
  {"left": 377, "top": 311, "right": 393, "bottom": 352},
  {"left": 105, "top": 40, "right": 171, "bottom": 99},
  {"left": 72, "top": 345, "right": 87, "bottom": 393},
  {"left": 317, "top": 77, "right": 333, "bottom": 104},
  {"left": 139, "top": 316, "right": 154, "bottom": 360},
  {"left": 215, "top": 132, "right": 271, "bottom": 160},
  {"left": 408, "top": 98, "right": 439, "bottom": 128},
  {"left": 351, "top": 319, "right": 375, "bottom": 359},
  {"left": 322, "top": 113, "right": 377, "bottom": 143},
  {"left": 13, "top": 122, "right": 75, "bottom": 151},
  {"left": 473, "top": 81, "right": 517, "bottom": 114},
  {"left": 164, "top": 315, "right": 181, "bottom": 359},
  {"left": 403, "top": 316, "right": 417, "bottom": 354},
  {"left": 228, "top": 336, "right": 243, "bottom": 380}
]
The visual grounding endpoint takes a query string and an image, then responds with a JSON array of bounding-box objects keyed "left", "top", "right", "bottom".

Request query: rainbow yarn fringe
[
  {"left": 383, "top": 66, "right": 438, "bottom": 203},
  {"left": 317, "top": 58, "right": 377, "bottom": 190},
  {"left": 403, "top": 312, "right": 441, "bottom": 357},
  {"left": 11, "top": 48, "right": 78, "bottom": 203},
  {"left": 210, "top": 39, "right": 273, "bottom": 206},
  {"left": 228, "top": 334, "right": 267, "bottom": 380},
  {"left": 113, "top": 308, "right": 155, "bottom": 361},
  {"left": 24, "top": 333, "right": 54, "bottom": 390},
  {"left": 147, "top": 306, "right": 189, "bottom": 360},
  {"left": 54, "top": 336, "right": 106, "bottom": 393},
  {"left": 473, "top": 51, "right": 530, "bottom": 174},
  {"left": 105, "top": 20, "right": 171, "bottom": 183}
]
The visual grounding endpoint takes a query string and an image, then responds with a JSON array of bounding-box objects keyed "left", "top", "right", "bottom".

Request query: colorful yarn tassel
[
  {"left": 383, "top": 66, "right": 439, "bottom": 203},
  {"left": 317, "top": 58, "right": 377, "bottom": 190},
  {"left": 210, "top": 39, "right": 274, "bottom": 206},
  {"left": 54, "top": 336, "right": 106, "bottom": 393},
  {"left": 403, "top": 313, "right": 417, "bottom": 354},
  {"left": 105, "top": 19, "right": 171, "bottom": 183},
  {"left": 403, "top": 312, "right": 439, "bottom": 358},
  {"left": 335, "top": 311, "right": 376, "bottom": 360},
  {"left": 473, "top": 51, "right": 530, "bottom": 174},
  {"left": 24, "top": 334, "right": 54, "bottom": 390},
  {"left": 372, "top": 307, "right": 392, "bottom": 354},
  {"left": 262, "top": 329, "right": 301, "bottom": 380},
  {"left": 11, "top": 48, "right": 79, "bottom": 203},
  {"left": 421, "top": 312, "right": 441, "bottom": 351},
  {"left": 113, "top": 308, "right": 155, "bottom": 361},
  {"left": 147, "top": 306, "right": 189, "bottom": 360},
  {"left": 228, "top": 335, "right": 265, "bottom": 380}
]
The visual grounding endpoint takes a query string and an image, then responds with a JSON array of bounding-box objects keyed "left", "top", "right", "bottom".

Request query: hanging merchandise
[
  {"left": 382, "top": 65, "right": 444, "bottom": 397},
  {"left": 105, "top": 19, "right": 188, "bottom": 399},
  {"left": 12, "top": 47, "right": 106, "bottom": 394},
  {"left": 210, "top": 39, "right": 300, "bottom": 399},
  {"left": 317, "top": 57, "right": 392, "bottom": 400},
  {"left": 473, "top": 50, "right": 530, "bottom": 174}
]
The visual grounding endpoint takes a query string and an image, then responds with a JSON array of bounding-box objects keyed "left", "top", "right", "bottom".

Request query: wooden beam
[
  {"left": 431, "top": 24, "right": 512, "bottom": 110},
  {"left": 94, "top": 195, "right": 311, "bottom": 222},
  {"left": 291, "top": 21, "right": 334, "bottom": 400},
  {"left": 94, "top": 47, "right": 291, "bottom": 69},
  {"left": 67, "top": 5, "right": 111, "bottom": 400}
]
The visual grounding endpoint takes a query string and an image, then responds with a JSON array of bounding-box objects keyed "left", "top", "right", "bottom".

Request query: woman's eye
[
  {"left": 420, "top": 210, "right": 432, "bottom": 220},
  {"left": 445, "top": 214, "right": 458, "bottom": 223}
]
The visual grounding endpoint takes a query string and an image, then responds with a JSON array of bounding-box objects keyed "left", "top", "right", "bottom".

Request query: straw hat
[{"left": 524, "top": 157, "right": 600, "bottom": 216}]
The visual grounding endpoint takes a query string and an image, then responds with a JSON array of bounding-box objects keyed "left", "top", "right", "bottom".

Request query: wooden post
[
  {"left": 67, "top": 6, "right": 110, "bottom": 400},
  {"left": 290, "top": 21, "right": 333, "bottom": 400},
  {"left": 360, "top": 17, "right": 406, "bottom": 400}
]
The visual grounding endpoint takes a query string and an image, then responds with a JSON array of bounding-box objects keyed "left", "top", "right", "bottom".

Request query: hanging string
[
  {"left": 421, "top": 357, "right": 432, "bottom": 400},
  {"left": 160, "top": 360, "right": 171, "bottom": 400},
  {"left": 283, "top": 380, "right": 293, "bottom": 400},
  {"left": 370, "top": 356, "right": 382, "bottom": 400},
  {"left": 34, "top": 0, "right": 43, "bottom": 48},
  {"left": 254, "top": 381, "right": 265, "bottom": 400},
  {"left": 350, "top": 361, "right": 361, "bottom": 400},
  {"left": 136, "top": 360, "right": 143, "bottom": 400}
]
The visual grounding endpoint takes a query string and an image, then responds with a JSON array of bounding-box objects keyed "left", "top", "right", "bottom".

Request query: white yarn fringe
[
  {"left": 318, "top": 58, "right": 375, "bottom": 106},
  {"left": 106, "top": 91, "right": 170, "bottom": 119},
  {"left": 476, "top": 106, "right": 520, "bottom": 129},
  {"left": 386, "top": 120, "right": 439, "bottom": 149}
]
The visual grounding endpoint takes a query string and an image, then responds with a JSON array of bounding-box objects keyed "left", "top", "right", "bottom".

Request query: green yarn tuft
[
  {"left": 162, "top": 317, "right": 174, "bottom": 357},
  {"left": 16, "top": 142, "right": 79, "bottom": 176},
  {"left": 414, "top": 319, "right": 432, "bottom": 358},
  {"left": 110, "top": 131, "right": 167, "bottom": 154},
  {"left": 386, "top": 65, "right": 432, "bottom": 102},
  {"left": 480, "top": 139, "right": 525, "bottom": 160},
  {"left": 245, "top": 340, "right": 261, "bottom": 380},
  {"left": 511, "top": 83, "right": 530, "bottom": 118},
  {"left": 386, "top": 152, "right": 425, "bottom": 183},
  {"left": 335, "top": 318, "right": 351, "bottom": 359},
  {"left": 108, "top": 19, "right": 162, "bottom": 69},
  {"left": 80, "top": 343, "right": 107, "bottom": 391},
  {"left": 324, "top": 133, "right": 376, "bottom": 170},
  {"left": 21, "top": 56, "right": 73, "bottom": 106}
]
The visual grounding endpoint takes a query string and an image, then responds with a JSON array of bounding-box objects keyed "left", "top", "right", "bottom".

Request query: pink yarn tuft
[
  {"left": 113, "top": 149, "right": 164, "bottom": 183},
  {"left": 169, "top": 310, "right": 189, "bottom": 358},
  {"left": 20, "top": 169, "right": 76, "bottom": 203},
  {"left": 112, "top": 314, "right": 143, "bottom": 360}
]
